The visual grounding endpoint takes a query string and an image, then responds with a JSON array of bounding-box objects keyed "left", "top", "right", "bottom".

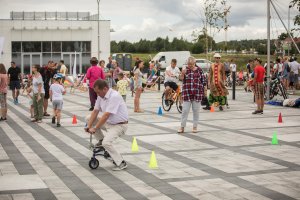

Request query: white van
[{"left": 152, "top": 51, "right": 191, "bottom": 70}]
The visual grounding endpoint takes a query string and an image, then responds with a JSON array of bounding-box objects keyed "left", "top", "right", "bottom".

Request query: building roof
[{"left": 9, "top": 11, "right": 102, "bottom": 21}]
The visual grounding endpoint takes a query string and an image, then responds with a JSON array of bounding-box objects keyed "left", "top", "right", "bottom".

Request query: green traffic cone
[{"left": 272, "top": 133, "right": 278, "bottom": 145}]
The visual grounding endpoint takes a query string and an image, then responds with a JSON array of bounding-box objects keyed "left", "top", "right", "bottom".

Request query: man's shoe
[
  {"left": 13, "top": 99, "right": 17, "bottom": 105},
  {"left": 252, "top": 110, "right": 261, "bottom": 114},
  {"left": 31, "top": 119, "right": 38, "bottom": 122},
  {"left": 95, "top": 140, "right": 103, "bottom": 148},
  {"left": 37, "top": 120, "right": 42, "bottom": 123},
  {"left": 219, "top": 106, "right": 223, "bottom": 111},
  {"left": 44, "top": 112, "right": 50, "bottom": 116},
  {"left": 15, "top": 98, "right": 19, "bottom": 104},
  {"left": 112, "top": 161, "right": 128, "bottom": 171},
  {"left": 164, "top": 100, "right": 169, "bottom": 106},
  {"left": 89, "top": 107, "right": 94, "bottom": 111},
  {"left": 0, "top": 117, "right": 7, "bottom": 121},
  {"left": 57, "top": 123, "right": 61, "bottom": 127},
  {"left": 203, "top": 106, "right": 210, "bottom": 110},
  {"left": 52, "top": 117, "right": 56, "bottom": 124}
]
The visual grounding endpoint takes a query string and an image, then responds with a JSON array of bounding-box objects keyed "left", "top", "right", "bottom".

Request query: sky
[{"left": 0, "top": 0, "right": 298, "bottom": 43}]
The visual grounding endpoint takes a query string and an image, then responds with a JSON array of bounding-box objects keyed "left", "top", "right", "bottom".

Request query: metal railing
[{"left": 10, "top": 11, "right": 93, "bottom": 21}]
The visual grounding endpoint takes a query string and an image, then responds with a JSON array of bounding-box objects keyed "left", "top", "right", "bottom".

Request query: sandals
[
  {"left": 177, "top": 127, "right": 197, "bottom": 133},
  {"left": 177, "top": 128, "right": 184, "bottom": 133},
  {"left": 134, "top": 109, "right": 144, "bottom": 113}
]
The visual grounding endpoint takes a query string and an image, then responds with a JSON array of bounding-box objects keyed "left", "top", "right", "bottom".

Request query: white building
[{"left": 0, "top": 11, "right": 111, "bottom": 74}]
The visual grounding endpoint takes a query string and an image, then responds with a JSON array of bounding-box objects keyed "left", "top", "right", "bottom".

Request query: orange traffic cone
[
  {"left": 72, "top": 115, "right": 77, "bottom": 124},
  {"left": 278, "top": 113, "right": 283, "bottom": 123},
  {"left": 210, "top": 105, "right": 215, "bottom": 112}
]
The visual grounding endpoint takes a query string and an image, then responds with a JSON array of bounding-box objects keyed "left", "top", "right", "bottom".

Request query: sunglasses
[{"left": 215, "top": 57, "right": 220, "bottom": 59}]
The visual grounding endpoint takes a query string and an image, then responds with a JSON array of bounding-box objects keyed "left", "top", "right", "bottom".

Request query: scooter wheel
[{"left": 89, "top": 158, "right": 99, "bottom": 169}]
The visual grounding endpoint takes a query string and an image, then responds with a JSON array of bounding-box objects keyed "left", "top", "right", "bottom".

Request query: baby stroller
[{"left": 145, "top": 72, "right": 160, "bottom": 90}]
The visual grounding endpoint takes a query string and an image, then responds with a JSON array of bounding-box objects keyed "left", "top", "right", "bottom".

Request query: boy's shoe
[
  {"left": 219, "top": 106, "right": 223, "bottom": 111},
  {"left": 52, "top": 117, "right": 56, "bottom": 124},
  {"left": 112, "top": 160, "right": 128, "bottom": 171},
  {"left": 16, "top": 98, "right": 18, "bottom": 104},
  {"left": 57, "top": 123, "right": 61, "bottom": 127},
  {"left": 31, "top": 119, "right": 38, "bottom": 122},
  {"left": 13, "top": 99, "right": 17, "bottom": 105}
]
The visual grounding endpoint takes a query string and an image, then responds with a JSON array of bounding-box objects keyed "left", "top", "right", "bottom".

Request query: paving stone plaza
[{"left": 0, "top": 89, "right": 300, "bottom": 200}]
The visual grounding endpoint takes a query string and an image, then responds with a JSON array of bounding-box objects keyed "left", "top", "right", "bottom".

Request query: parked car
[
  {"left": 195, "top": 59, "right": 212, "bottom": 74},
  {"left": 151, "top": 51, "right": 191, "bottom": 70}
]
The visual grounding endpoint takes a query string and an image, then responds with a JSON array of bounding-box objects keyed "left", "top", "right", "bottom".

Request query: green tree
[{"left": 290, "top": 0, "right": 300, "bottom": 31}]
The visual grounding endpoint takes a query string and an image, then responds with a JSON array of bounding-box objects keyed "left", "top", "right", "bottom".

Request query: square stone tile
[
  {"left": 193, "top": 131, "right": 267, "bottom": 146},
  {"left": 136, "top": 134, "right": 215, "bottom": 151},
  {"left": 170, "top": 178, "right": 272, "bottom": 200},
  {"left": 243, "top": 145, "right": 300, "bottom": 165},
  {"left": 177, "top": 149, "right": 285, "bottom": 173},
  {"left": 240, "top": 171, "right": 300, "bottom": 199},
  {"left": 124, "top": 153, "right": 208, "bottom": 179}
]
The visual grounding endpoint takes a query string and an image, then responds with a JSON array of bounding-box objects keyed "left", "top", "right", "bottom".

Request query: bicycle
[
  {"left": 264, "top": 76, "right": 288, "bottom": 100},
  {"left": 162, "top": 87, "right": 183, "bottom": 113}
]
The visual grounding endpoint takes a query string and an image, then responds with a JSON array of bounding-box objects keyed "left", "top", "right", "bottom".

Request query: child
[
  {"left": 117, "top": 72, "right": 129, "bottom": 102},
  {"left": 50, "top": 74, "right": 66, "bottom": 127},
  {"left": 26, "top": 76, "right": 34, "bottom": 118}
]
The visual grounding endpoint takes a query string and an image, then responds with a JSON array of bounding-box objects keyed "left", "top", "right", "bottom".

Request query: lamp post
[
  {"left": 288, "top": 4, "right": 292, "bottom": 56},
  {"left": 97, "top": 0, "right": 100, "bottom": 59}
]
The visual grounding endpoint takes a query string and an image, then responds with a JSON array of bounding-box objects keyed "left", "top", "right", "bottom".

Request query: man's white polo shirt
[{"left": 94, "top": 88, "right": 128, "bottom": 124}]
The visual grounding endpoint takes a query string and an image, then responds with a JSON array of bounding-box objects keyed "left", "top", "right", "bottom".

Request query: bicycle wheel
[
  {"left": 162, "top": 93, "right": 172, "bottom": 111},
  {"left": 176, "top": 92, "right": 183, "bottom": 113},
  {"left": 279, "top": 83, "right": 288, "bottom": 99}
]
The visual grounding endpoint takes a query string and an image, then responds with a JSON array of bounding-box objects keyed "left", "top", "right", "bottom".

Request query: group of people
[
  {"left": 245, "top": 56, "right": 300, "bottom": 94},
  {"left": 0, "top": 60, "right": 68, "bottom": 126}
]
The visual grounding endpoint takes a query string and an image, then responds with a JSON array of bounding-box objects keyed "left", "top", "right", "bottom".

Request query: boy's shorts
[{"left": 52, "top": 100, "right": 63, "bottom": 110}]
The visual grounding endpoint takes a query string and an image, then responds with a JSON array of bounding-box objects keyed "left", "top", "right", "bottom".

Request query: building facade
[{"left": 0, "top": 11, "right": 111, "bottom": 74}]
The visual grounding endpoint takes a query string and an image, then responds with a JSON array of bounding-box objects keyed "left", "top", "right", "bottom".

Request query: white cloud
[{"left": 0, "top": 0, "right": 298, "bottom": 43}]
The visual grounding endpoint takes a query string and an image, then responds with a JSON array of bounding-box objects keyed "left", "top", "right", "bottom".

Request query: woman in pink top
[
  {"left": 86, "top": 57, "right": 105, "bottom": 111},
  {"left": 0, "top": 63, "right": 8, "bottom": 121}
]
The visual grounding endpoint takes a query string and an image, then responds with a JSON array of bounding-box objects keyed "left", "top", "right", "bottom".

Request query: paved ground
[{"left": 0, "top": 87, "right": 300, "bottom": 200}]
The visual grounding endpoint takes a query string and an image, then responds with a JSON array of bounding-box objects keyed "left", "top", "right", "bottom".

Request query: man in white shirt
[
  {"left": 289, "top": 57, "right": 300, "bottom": 94},
  {"left": 164, "top": 59, "right": 180, "bottom": 105},
  {"left": 86, "top": 79, "right": 129, "bottom": 171}
]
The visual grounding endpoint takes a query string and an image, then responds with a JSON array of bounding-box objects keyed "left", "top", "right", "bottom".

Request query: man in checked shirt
[{"left": 178, "top": 56, "right": 206, "bottom": 134}]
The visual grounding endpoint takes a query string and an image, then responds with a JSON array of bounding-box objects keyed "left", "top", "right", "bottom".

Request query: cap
[
  {"left": 53, "top": 73, "right": 63, "bottom": 79},
  {"left": 213, "top": 53, "right": 221, "bottom": 58}
]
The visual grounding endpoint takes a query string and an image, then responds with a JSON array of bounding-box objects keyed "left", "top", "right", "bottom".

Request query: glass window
[
  {"left": 52, "top": 42, "right": 61, "bottom": 52},
  {"left": 82, "top": 41, "right": 91, "bottom": 52},
  {"left": 11, "top": 53, "right": 22, "bottom": 68},
  {"left": 42, "top": 53, "right": 52, "bottom": 66},
  {"left": 12, "top": 42, "right": 21, "bottom": 52},
  {"left": 82, "top": 53, "right": 91, "bottom": 73},
  {"left": 52, "top": 53, "right": 62, "bottom": 64},
  {"left": 62, "top": 41, "right": 74, "bottom": 52},
  {"left": 42, "top": 42, "right": 51, "bottom": 52},
  {"left": 22, "top": 42, "right": 41, "bottom": 52},
  {"left": 74, "top": 41, "right": 81, "bottom": 52}
]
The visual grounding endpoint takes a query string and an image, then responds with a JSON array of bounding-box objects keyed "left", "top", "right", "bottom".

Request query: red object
[
  {"left": 278, "top": 113, "right": 283, "bottom": 123},
  {"left": 72, "top": 115, "right": 77, "bottom": 124},
  {"left": 254, "top": 65, "right": 265, "bottom": 83},
  {"left": 210, "top": 106, "right": 215, "bottom": 113}
]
